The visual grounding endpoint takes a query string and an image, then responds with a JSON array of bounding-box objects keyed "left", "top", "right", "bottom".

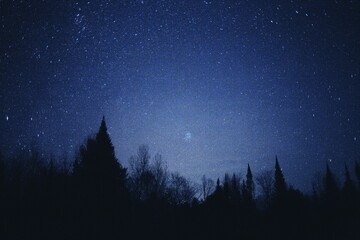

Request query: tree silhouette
[
  {"left": 324, "top": 163, "right": 338, "bottom": 199},
  {"left": 128, "top": 145, "right": 169, "bottom": 201},
  {"left": 1, "top": 116, "right": 360, "bottom": 240},
  {"left": 128, "top": 144, "right": 152, "bottom": 200},
  {"left": 0, "top": 151, "right": 4, "bottom": 186},
  {"left": 201, "top": 175, "right": 215, "bottom": 200},
  {"left": 216, "top": 178, "right": 221, "bottom": 191},
  {"left": 0, "top": 150, "right": 4, "bottom": 205},
  {"left": 343, "top": 164, "right": 355, "bottom": 195},
  {"left": 208, "top": 178, "right": 225, "bottom": 204},
  {"left": 274, "top": 156, "right": 287, "bottom": 200},
  {"left": 167, "top": 172, "right": 197, "bottom": 205},
  {"left": 256, "top": 170, "right": 274, "bottom": 208},
  {"left": 95, "top": 117, "right": 127, "bottom": 185},
  {"left": 71, "top": 117, "right": 129, "bottom": 239},
  {"left": 223, "top": 173, "right": 231, "bottom": 201},
  {"left": 355, "top": 161, "right": 360, "bottom": 190},
  {"left": 243, "top": 164, "right": 254, "bottom": 204},
  {"left": 230, "top": 173, "right": 241, "bottom": 202},
  {"left": 151, "top": 153, "right": 168, "bottom": 200},
  {"left": 341, "top": 163, "right": 357, "bottom": 210},
  {"left": 74, "top": 117, "right": 127, "bottom": 203}
]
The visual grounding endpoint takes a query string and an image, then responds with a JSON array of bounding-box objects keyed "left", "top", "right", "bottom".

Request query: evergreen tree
[
  {"left": 79, "top": 137, "right": 97, "bottom": 176},
  {"left": 215, "top": 178, "right": 221, "bottom": 192},
  {"left": 343, "top": 164, "right": 355, "bottom": 194},
  {"left": 342, "top": 163, "right": 356, "bottom": 206},
  {"left": 75, "top": 117, "right": 127, "bottom": 195},
  {"left": 95, "top": 117, "right": 127, "bottom": 185},
  {"left": 208, "top": 178, "right": 225, "bottom": 204},
  {"left": 274, "top": 156, "right": 287, "bottom": 199},
  {"left": 243, "top": 164, "right": 254, "bottom": 203},
  {"left": 0, "top": 151, "right": 4, "bottom": 186},
  {"left": 241, "top": 180, "right": 246, "bottom": 199},
  {"left": 355, "top": 161, "right": 360, "bottom": 190},
  {"left": 324, "top": 163, "right": 338, "bottom": 198},
  {"left": 72, "top": 153, "right": 81, "bottom": 176},
  {"left": 73, "top": 117, "right": 129, "bottom": 237},
  {"left": 230, "top": 173, "right": 241, "bottom": 201},
  {"left": 223, "top": 173, "right": 230, "bottom": 200},
  {"left": 0, "top": 150, "right": 4, "bottom": 204}
]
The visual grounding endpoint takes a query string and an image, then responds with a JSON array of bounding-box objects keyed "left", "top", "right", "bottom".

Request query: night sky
[{"left": 1, "top": 0, "right": 359, "bottom": 191}]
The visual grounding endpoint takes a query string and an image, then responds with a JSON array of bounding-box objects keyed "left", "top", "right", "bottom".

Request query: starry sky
[{"left": 1, "top": 0, "right": 359, "bottom": 190}]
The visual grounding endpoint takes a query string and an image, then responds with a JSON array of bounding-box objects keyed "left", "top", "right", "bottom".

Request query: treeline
[{"left": 0, "top": 118, "right": 359, "bottom": 240}]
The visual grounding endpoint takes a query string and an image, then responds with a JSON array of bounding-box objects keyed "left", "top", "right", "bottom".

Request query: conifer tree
[
  {"left": 230, "top": 173, "right": 241, "bottom": 201},
  {"left": 241, "top": 180, "right": 246, "bottom": 199},
  {"left": 216, "top": 178, "right": 221, "bottom": 192},
  {"left": 72, "top": 153, "right": 81, "bottom": 176},
  {"left": 274, "top": 156, "right": 287, "bottom": 199},
  {"left": 76, "top": 117, "right": 127, "bottom": 193},
  {"left": 342, "top": 163, "right": 356, "bottom": 205},
  {"left": 355, "top": 161, "right": 360, "bottom": 190},
  {"left": 95, "top": 117, "right": 126, "bottom": 183},
  {"left": 223, "top": 173, "right": 230, "bottom": 200},
  {"left": 324, "top": 163, "right": 338, "bottom": 198},
  {"left": 210, "top": 178, "right": 225, "bottom": 204},
  {"left": 244, "top": 164, "right": 254, "bottom": 202},
  {"left": 343, "top": 164, "right": 355, "bottom": 194},
  {"left": 0, "top": 151, "right": 4, "bottom": 186}
]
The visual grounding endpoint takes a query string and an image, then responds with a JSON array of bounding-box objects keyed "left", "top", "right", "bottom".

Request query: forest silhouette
[{"left": 0, "top": 118, "right": 359, "bottom": 240}]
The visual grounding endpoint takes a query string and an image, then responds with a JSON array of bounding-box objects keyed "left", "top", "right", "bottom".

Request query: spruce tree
[
  {"left": 274, "top": 156, "right": 287, "bottom": 199},
  {"left": 95, "top": 116, "right": 126, "bottom": 184},
  {"left": 76, "top": 117, "right": 127, "bottom": 194}
]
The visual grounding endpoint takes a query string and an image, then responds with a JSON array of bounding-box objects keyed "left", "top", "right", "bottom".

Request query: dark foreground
[{"left": 0, "top": 119, "right": 359, "bottom": 239}]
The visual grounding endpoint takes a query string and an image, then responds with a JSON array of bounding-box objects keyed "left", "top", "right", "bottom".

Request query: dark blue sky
[{"left": 1, "top": 0, "right": 359, "bottom": 190}]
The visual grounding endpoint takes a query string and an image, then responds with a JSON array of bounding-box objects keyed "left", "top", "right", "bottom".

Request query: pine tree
[{"left": 274, "top": 156, "right": 287, "bottom": 200}]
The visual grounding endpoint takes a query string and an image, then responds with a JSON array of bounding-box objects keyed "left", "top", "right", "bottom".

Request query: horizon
[{"left": 0, "top": 116, "right": 354, "bottom": 193}]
